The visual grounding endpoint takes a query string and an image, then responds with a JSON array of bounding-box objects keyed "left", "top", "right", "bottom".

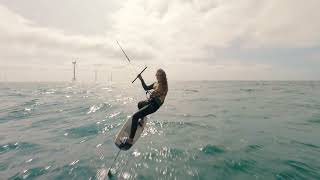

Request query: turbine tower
[
  {"left": 72, "top": 61, "right": 77, "bottom": 81},
  {"left": 94, "top": 70, "right": 98, "bottom": 82}
]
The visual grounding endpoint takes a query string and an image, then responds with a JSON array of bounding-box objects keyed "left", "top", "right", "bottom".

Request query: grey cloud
[
  {"left": 1, "top": 0, "right": 320, "bottom": 81},
  {"left": 0, "top": 0, "right": 122, "bottom": 35}
]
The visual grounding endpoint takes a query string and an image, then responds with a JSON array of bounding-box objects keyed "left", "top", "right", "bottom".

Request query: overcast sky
[{"left": 0, "top": 0, "right": 319, "bottom": 82}]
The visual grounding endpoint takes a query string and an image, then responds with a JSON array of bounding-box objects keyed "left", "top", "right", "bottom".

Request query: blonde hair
[{"left": 152, "top": 69, "right": 168, "bottom": 100}]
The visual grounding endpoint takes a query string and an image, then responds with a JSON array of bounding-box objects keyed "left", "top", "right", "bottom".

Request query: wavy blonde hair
[{"left": 152, "top": 69, "right": 168, "bottom": 100}]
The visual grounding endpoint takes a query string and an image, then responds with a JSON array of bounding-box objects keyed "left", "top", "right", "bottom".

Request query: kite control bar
[{"left": 132, "top": 66, "right": 147, "bottom": 83}]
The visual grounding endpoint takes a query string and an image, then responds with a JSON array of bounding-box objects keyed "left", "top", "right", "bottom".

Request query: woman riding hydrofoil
[{"left": 119, "top": 69, "right": 168, "bottom": 149}]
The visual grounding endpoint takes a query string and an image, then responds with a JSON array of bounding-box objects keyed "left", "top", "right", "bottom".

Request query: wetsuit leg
[
  {"left": 137, "top": 100, "right": 149, "bottom": 126},
  {"left": 130, "top": 102, "right": 159, "bottom": 139},
  {"left": 138, "top": 100, "right": 149, "bottom": 109}
]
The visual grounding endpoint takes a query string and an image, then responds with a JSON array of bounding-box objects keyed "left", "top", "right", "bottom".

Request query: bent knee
[
  {"left": 138, "top": 101, "right": 147, "bottom": 109},
  {"left": 132, "top": 113, "right": 140, "bottom": 122}
]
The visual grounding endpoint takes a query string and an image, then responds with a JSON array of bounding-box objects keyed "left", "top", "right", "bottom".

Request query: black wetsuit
[{"left": 129, "top": 79, "right": 162, "bottom": 139}]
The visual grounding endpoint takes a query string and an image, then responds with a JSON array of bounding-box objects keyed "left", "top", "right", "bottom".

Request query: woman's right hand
[{"left": 138, "top": 74, "right": 142, "bottom": 80}]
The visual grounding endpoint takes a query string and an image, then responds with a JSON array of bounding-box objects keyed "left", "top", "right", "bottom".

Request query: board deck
[{"left": 115, "top": 117, "right": 147, "bottom": 150}]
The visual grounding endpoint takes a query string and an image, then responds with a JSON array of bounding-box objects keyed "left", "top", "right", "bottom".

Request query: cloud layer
[
  {"left": 111, "top": 0, "right": 320, "bottom": 59},
  {"left": 0, "top": 0, "right": 319, "bottom": 81}
]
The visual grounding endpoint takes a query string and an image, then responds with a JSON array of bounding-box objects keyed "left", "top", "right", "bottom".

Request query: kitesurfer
[{"left": 120, "top": 68, "right": 168, "bottom": 148}]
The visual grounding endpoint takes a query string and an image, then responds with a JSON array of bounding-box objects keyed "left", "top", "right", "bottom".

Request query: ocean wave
[
  {"left": 222, "top": 159, "right": 257, "bottom": 174},
  {"left": 290, "top": 140, "right": 320, "bottom": 150},
  {"left": 1, "top": 108, "right": 33, "bottom": 122},
  {"left": 152, "top": 121, "right": 214, "bottom": 130},
  {"left": 276, "top": 160, "right": 320, "bottom": 179},
  {"left": 107, "top": 111, "right": 122, "bottom": 119},
  {"left": 200, "top": 144, "right": 225, "bottom": 155},
  {"left": 87, "top": 102, "right": 112, "bottom": 114},
  {"left": 141, "top": 146, "right": 186, "bottom": 162},
  {"left": 101, "top": 122, "right": 122, "bottom": 133},
  {"left": 276, "top": 170, "right": 305, "bottom": 180},
  {"left": 0, "top": 142, "right": 40, "bottom": 155},
  {"left": 9, "top": 167, "right": 49, "bottom": 180},
  {"left": 9, "top": 162, "right": 97, "bottom": 180},
  {"left": 0, "top": 161, "right": 9, "bottom": 171},
  {"left": 307, "top": 114, "right": 320, "bottom": 124},
  {"left": 245, "top": 144, "right": 264, "bottom": 153},
  {"left": 177, "top": 113, "right": 216, "bottom": 118},
  {"left": 65, "top": 123, "right": 99, "bottom": 139},
  {"left": 50, "top": 161, "right": 97, "bottom": 179}
]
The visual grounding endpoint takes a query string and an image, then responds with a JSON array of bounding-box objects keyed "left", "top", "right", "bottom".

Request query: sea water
[{"left": 0, "top": 81, "right": 320, "bottom": 180}]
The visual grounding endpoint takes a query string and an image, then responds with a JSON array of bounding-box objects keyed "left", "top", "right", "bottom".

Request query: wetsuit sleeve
[{"left": 140, "top": 78, "right": 154, "bottom": 91}]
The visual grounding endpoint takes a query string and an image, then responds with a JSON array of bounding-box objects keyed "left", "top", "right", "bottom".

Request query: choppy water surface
[{"left": 0, "top": 81, "right": 320, "bottom": 180}]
